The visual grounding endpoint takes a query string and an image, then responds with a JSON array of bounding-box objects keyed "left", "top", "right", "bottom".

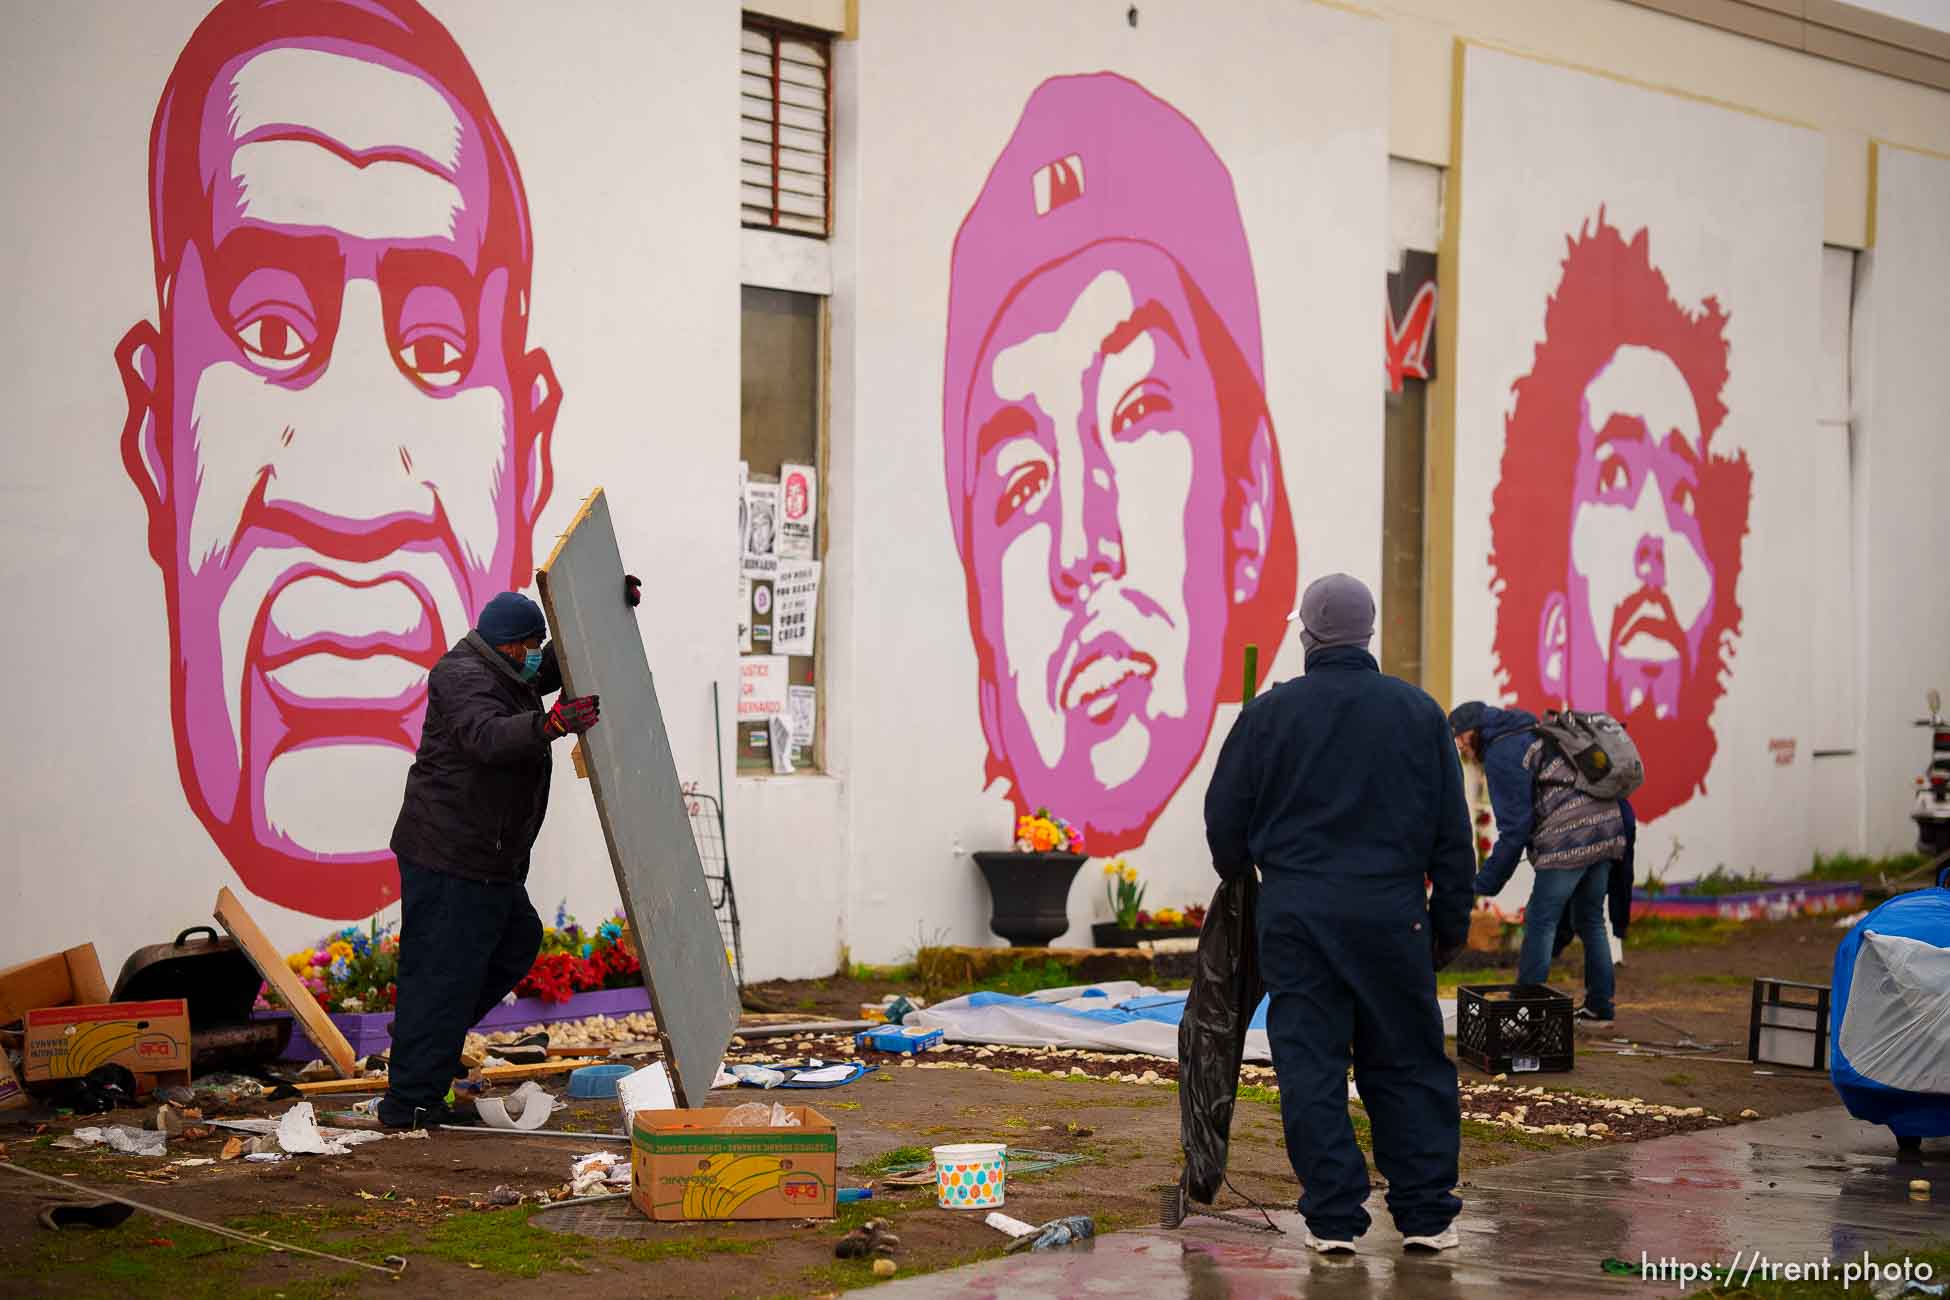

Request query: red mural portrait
[
  {"left": 1488, "top": 212, "right": 1751, "bottom": 822},
  {"left": 117, "top": 0, "right": 558, "bottom": 918}
]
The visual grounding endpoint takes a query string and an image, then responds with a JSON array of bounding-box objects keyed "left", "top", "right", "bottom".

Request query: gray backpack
[{"left": 1535, "top": 710, "right": 1644, "bottom": 800}]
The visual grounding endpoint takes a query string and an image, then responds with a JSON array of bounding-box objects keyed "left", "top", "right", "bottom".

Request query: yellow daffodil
[{"left": 1121, "top": 864, "right": 1138, "bottom": 884}]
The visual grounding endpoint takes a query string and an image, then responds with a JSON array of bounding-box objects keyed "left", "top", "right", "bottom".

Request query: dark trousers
[
  {"left": 1258, "top": 878, "right": 1462, "bottom": 1240},
  {"left": 382, "top": 860, "right": 542, "bottom": 1117}
]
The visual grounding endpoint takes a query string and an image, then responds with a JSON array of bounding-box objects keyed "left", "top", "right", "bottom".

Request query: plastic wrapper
[
  {"left": 1176, "top": 872, "right": 1263, "bottom": 1203},
  {"left": 721, "top": 1100, "right": 801, "bottom": 1127}
]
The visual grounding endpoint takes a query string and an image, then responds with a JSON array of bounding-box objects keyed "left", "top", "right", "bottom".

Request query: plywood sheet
[
  {"left": 536, "top": 489, "right": 740, "bottom": 1107},
  {"left": 213, "top": 887, "right": 357, "bottom": 1078}
]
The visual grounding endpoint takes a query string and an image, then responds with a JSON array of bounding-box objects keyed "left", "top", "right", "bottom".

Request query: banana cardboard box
[
  {"left": 632, "top": 1105, "right": 837, "bottom": 1221},
  {"left": 23, "top": 999, "right": 190, "bottom": 1084}
]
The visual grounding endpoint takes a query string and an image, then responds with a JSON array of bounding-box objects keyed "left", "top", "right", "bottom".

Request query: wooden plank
[
  {"left": 282, "top": 1056, "right": 609, "bottom": 1097},
  {"left": 213, "top": 887, "right": 357, "bottom": 1079},
  {"left": 536, "top": 489, "right": 742, "bottom": 1107}
]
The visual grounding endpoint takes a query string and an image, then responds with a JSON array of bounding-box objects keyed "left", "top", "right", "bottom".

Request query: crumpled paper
[
  {"left": 568, "top": 1151, "right": 632, "bottom": 1198},
  {"left": 63, "top": 1125, "right": 168, "bottom": 1157}
]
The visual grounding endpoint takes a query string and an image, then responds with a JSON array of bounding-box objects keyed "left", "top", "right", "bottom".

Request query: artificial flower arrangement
[
  {"left": 1133, "top": 903, "right": 1208, "bottom": 931},
  {"left": 1015, "top": 807, "right": 1084, "bottom": 854},
  {"left": 263, "top": 922, "right": 399, "bottom": 1014},
  {"left": 263, "top": 903, "right": 641, "bottom": 1012}
]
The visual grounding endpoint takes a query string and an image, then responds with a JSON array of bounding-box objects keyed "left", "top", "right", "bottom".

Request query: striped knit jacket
[{"left": 1523, "top": 737, "right": 1627, "bottom": 871}]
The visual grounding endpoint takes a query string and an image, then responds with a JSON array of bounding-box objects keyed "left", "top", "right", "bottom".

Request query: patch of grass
[
  {"left": 795, "top": 997, "right": 819, "bottom": 1011},
  {"left": 1804, "top": 851, "right": 1925, "bottom": 883},
  {"left": 20, "top": 1220, "right": 250, "bottom": 1299},
  {"left": 1671, "top": 865, "right": 1772, "bottom": 897},
  {"left": 999, "top": 1067, "right": 1086, "bottom": 1084},
  {"left": 825, "top": 1100, "right": 862, "bottom": 1111},
  {"left": 1459, "top": 1118, "right": 1555, "bottom": 1151},
  {"left": 602, "top": 1234, "right": 761, "bottom": 1264},
  {"left": 849, "top": 961, "right": 919, "bottom": 983},
  {"left": 855, "top": 1144, "right": 932, "bottom": 1175},
  {"left": 1236, "top": 1084, "right": 1282, "bottom": 1106},
  {"left": 356, "top": 1205, "right": 599, "bottom": 1278},
  {"left": 1661, "top": 1072, "right": 1696, "bottom": 1087},
  {"left": 1627, "top": 915, "right": 1742, "bottom": 951}
]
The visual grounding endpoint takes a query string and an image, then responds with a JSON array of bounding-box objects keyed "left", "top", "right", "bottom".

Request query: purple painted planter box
[
  {"left": 1629, "top": 880, "right": 1863, "bottom": 921},
  {"left": 254, "top": 985, "right": 655, "bottom": 1063}
]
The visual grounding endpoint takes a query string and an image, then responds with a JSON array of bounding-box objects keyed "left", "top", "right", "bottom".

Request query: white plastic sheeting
[{"left": 1839, "top": 931, "right": 1950, "bottom": 1095}]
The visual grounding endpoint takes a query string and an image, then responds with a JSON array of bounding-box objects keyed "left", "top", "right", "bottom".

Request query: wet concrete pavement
[{"left": 887, "top": 1107, "right": 1950, "bottom": 1297}]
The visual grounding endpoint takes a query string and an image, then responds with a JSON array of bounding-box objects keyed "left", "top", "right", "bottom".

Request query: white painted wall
[
  {"left": 1851, "top": 144, "right": 1950, "bottom": 857},
  {"left": 1450, "top": 45, "right": 1827, "bottom": 889},
  {"left": 0, "top": 0, "right": 737, "bottom": 973},
  {"left": 835, "top": 0, "right": 1389, "bottom": 962}
]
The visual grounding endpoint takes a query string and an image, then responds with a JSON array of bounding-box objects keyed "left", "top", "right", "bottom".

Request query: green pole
[{"left": 1241, "top": 642, "right": 1259, "bottom": 704}]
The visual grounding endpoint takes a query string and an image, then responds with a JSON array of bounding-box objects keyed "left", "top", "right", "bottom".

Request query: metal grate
[
  {"left": 741, "top": 16, "right": 832, "bottom": 237},
  {"left": 687, "top": 789, "right": 745, "bottom": 988}
]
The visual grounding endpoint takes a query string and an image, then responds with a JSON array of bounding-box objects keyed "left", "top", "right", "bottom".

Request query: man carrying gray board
[{"left": 379, "top": 592, "right": 601, "bottom": 1129}]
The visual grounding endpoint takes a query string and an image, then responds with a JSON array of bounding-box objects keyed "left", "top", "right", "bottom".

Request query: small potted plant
[
  {"left": 1092, "top": 866, "right": 1206, "bottom": 947},
  {"left": 972, "top": 808, "right": 1088, "bottom": 947}
]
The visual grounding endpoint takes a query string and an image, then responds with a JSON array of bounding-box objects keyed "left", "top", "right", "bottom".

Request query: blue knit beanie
[{"left": 477, "top": 592, "right": 547, "bottom": 645}]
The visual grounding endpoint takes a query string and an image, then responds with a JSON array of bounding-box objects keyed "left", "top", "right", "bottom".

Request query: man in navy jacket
[{"left": 1206, "top": 574, "right": 1474, "bottom": 1254}]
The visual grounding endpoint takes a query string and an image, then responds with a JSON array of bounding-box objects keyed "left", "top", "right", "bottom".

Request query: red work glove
[
  {"left": 544, "top": 694, "right": 600, "bottom": 739},
  {"left": 624, "top": 574, "right": 642, "bottom": 608}
]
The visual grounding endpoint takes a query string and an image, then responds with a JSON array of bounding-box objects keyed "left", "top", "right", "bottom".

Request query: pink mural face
[
  {"left": 1489, "top": 214, "right": 1750, "bottom": 821},
  {"left": 944, "top": 75, "right": 1296, "bottom": 853},
  {"left": 116, "top": 0, "right": 559, "bottom": 918}
]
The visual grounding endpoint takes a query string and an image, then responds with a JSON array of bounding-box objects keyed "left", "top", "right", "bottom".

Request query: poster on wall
[
  {"left": 737, "top": 576, "right": 753, "bottom": 653},
  {"left": 774, "top": 561, "right": 819, "bottom": 656},
  {"left": 1448, "top": 44, "right": 1823, "bottom": 880},
  {"left": 749, "top": 577, "right": 774, "bottom": 650},
  {"left": 778, "top": 463, "right": 817, "bottom": 560},
  {"left": 742, "top": 479, "right": 780, "bottom": 580},
  {"left": 736, "top": 655, "right": 789, "bottom": 721},
  {"left": 788, "top": 685, "right": 817, "bottom": 761}
]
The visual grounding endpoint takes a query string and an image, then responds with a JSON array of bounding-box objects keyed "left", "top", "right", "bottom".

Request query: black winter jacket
[
  {"left": 390, "top": 633, "right": 563, "bottom": 883},
  {"left": 1203, "top": 644, "right": 1477, "bottom": 952}
]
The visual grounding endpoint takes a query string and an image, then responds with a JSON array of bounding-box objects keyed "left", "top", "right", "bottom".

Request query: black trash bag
[{"left": 1177, "top": 872, "right": 1263, "bottom": 1204}]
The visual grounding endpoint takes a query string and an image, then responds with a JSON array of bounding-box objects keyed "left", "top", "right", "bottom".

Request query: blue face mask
[{"left": 521, "top": 648, "right": 544, "bottom": 681}]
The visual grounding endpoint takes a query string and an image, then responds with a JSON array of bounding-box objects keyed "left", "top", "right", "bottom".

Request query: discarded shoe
[
  {"left": 497, "top": 1033, "right": 550, "bottom": 1066},
  {"left": 1305, "top": 1231, "right": 1357, "bottom": 1254},
  {"left": 38, "top": 1201, "right": 136, "bottom": 1232},
  {"left": 834, "top": 1219, "right": 900, "bottom": 1260},
  {"left": 1403, "top": 1225, "right": 1460, "bottom": 1251}
]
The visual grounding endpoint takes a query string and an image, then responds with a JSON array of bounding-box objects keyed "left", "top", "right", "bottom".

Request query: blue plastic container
[{"left": 567, "top": 1063, "right": 635, "bottom": 1099}]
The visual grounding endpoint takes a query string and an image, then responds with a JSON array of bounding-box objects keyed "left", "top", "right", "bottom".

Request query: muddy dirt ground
[{"left": 0, "top": 912, "right": 1857, "bottom": 1298}]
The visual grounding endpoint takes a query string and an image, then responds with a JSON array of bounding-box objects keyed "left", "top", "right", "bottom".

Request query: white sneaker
[
  {"left": 1305, "top": 1231, "right": 1357, "bottom": 1254},
  {"left": 1403, "top": 1226, "right": 1460, "bottom": 1251}
]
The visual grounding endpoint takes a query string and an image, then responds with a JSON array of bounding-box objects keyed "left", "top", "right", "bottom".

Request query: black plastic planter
[
  {"left": 973, "top": 851, "right": 1087, "bottom": 947},
  {"left": 1090, "top": 922, "right": 1201, "bottom": 948}
]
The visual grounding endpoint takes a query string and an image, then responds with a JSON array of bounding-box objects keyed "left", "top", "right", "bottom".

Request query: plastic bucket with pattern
[{"left": 932, "top": 1142, "right": 1007, "bottom": 1210}]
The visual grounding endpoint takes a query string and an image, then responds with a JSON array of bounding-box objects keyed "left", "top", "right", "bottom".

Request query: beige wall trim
[
  {"left": 1623, "top": 0, "right": 1950, "bottom": 90},
  {"left": 744, "top": 0, "right": 848, "bottom": 37},
  {"left": 1422, "top": 37, "right": 1467, "bottom": 711}
]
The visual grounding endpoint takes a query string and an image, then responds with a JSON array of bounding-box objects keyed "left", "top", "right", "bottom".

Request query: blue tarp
[
  {"left": 965, "top": 989, "right": 1270, "bottom": 1031},
  {"left": 1831, "top": 872, "right": 1950, "bottom": 1137}
]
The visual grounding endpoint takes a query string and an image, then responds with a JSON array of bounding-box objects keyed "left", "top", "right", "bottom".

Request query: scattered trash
[
  {"left": 568, "top": 1152, "right": 630, "bottom": 1198},
  {"left": 213, "top": 1107, "right": 387, "bottom": 1156},
  {"left": 836, "top": 1187, "right": 873, "bottom": 1204},
  {"left": 157, "top": 1086, "right": 196, "bottom": 1107},
  {"left": 37, "top": 1200, "right": 136, "bottom": 1232},
  {"left": 729, "top": 1064, "right": 787, "bottom": 1089},
  {"left": 487, "top": 1185, "right": 524, "bottom": 1206},
  {"left": 1739, "top": 1108, "right": 1761, "bottom": 1119},
  {"left": 1872, "top": 1279, "right": 1949, "bottom": 1300},
  {"left": 277, "top": 1101, "right": 355, "bottom": 1154},
  {"left": 722, "top": 1101, "right": 801, "bottom": 1128},
  {"left": 243, "top": 1152, "right": 288, "bottom": 1163},
  {"left": 1835, "top": 911, "right": 1867, "bottom": 929},
  {"left": 934, "top": 1142, "right": 1006, "bottom": 1209},
  {"left": 1006, "top": 1215, "right": 1095, "bottom": 1253},
  {"left": 477, "top": 1082, "right": 561, "bottom": 1131},
  {"left": 855, "top": 1026, "right": 943, "bottom": 1055},
  {"left": 169, "top": 1158, "right": 215, "bottom": 1168},
  {"left": 219, "top": 1137, "right": 245, "bottom": 1161},
  {"left": 617, "top": 1063, "right": 676, "bottom": 1121},
  {"left": 834, "top": 1217, "right": 900, "bottom": 1259},
  {"left": 985, "top": 1211, "right": 1036, "bottom": 1238},
  {"left": 48, "top": 1065, "right": 138, "bottom": 1116},
  {"left": 66, "top": 1126, "right": 168, "bottom": 1157},
  {"left": 872, "top": 1259, "right": 897, "bottom": 1278}
]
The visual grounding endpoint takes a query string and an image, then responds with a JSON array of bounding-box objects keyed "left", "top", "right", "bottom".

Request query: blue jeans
[{"left": 1518, "top": 862, "right": 1615, "bottom": 1018}]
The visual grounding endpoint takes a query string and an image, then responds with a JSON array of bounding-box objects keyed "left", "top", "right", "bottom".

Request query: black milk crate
[{"left": 1456, "top": 984, "right": 1574, "bottom": 1075}]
